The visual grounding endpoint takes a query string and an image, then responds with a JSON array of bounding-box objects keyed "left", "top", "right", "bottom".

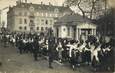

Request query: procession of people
[{"left": 0, "top": 30, "right": 114, "bottom": 72}]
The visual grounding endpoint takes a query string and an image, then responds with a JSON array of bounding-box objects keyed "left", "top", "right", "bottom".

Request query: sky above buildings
[
  {"left": 0, "top": 0, "right": 115, "bottom": 10},
  {"left": 0, "top": 0, "right": 65, "bottom": 10}
]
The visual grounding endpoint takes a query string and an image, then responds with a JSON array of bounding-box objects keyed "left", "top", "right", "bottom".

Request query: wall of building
[
  {"left": 60, "top": 25, "right": 68, "bottom": 38},
  {"left": 13, "top": 8, "right": 30, "bottom": 32},
  {"left": 76, "top": 23, "right": 97, "bottom": 40},
  {"left": 7, "top": 9, "right": 14, "bottom": 32},
  {"left": 1, "top": 7, "right": 9, "bottom": 28},
  {"left": 0, "top": 10, "right": 1, "bottom": 33},
  {"left": 7, "top": 3, "right": 72, "bottom": 33},
  {"left": 0, "top": 10, "right": 1, "bottom": 28},
  {"left": 57, "top": 25, "right": 74, "bottom": 39},
  {"left": 55, "top": 23, "right": 97, "bottom": 40}
]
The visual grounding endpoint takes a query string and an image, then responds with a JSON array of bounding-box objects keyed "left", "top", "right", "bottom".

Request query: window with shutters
[
  {"left": 24, "top": 26, "right": 27, "bottom": 30},
  {"left": 24, "top": 19, "right": 27, "bottom": 24},
  {"left": 19, "top": 26, "right": 22, "bottom": 30},
  {"left": 45, "top": 20, "right": 48, "bottom": 25},
  {"left": 37, "top": 27, "right": 39, "bottom": 30},
  {"left": 19, "top": 18, "right": 22, "bottom": 24},
  {"left": 41, "top": 27, "right": 44, "bottom": 31}
]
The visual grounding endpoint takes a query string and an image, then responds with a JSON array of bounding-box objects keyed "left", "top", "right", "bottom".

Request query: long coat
[{"left": 48, "top": 36, "right": 55, "bottom": 62}]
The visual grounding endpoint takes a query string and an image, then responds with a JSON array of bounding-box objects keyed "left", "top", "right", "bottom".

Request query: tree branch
[
  {"left": 90, "top": 0, "right": 97, "bottom": 19},
  {"left": 77, "top": 0, "right": 86, "bottom": 17}
]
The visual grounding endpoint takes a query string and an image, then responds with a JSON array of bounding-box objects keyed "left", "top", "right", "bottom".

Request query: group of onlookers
[{"left": 0, "top": 32, "right": 114, "bottom": 72}]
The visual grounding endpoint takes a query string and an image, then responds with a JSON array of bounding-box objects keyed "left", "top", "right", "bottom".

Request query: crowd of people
[{"left": 0, "top": 32, "right": 114, "bottom": 72}]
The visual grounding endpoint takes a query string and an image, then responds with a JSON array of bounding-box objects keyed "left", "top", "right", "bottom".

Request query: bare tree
[{"left": 64, "top": 0, "right": 108, "bottom": 19}]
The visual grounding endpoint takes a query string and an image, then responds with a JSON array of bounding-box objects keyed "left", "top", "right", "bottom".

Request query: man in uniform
[
  {"left": 18, "top": 37, "right": 23, "bottom": 54},
  {"left": 33, "top": 37, "right": 39, "bottom": 61},
  {"left": 48, "top": 28, "right": 55, "bottom": 69}
]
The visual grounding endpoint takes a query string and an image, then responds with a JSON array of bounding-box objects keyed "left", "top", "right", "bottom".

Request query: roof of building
[
  {"left": 55, "top": 13, "right": 92, "bottom": 26},
  {"left": 12, "top": 2, "right": 72, "bottom": 13}
]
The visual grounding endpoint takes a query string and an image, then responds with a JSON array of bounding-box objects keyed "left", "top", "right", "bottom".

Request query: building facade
[
  {"left": 54, "top": 14, "right": 97, "bottom": 40},
  {"left": 0, "top": 10, "right": 1, "bottom": 33},
  {"left": 1, "top": 7, "right": 9, "bottom": 28},
  {"left": 7, "top": 1, "right": 72, "bottom": 33},
  {"left": 0, "top": 10, "right": 1, "bottom": 28}
]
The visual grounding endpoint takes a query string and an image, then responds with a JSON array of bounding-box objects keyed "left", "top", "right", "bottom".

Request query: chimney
[
  {"left": 62, "top": 3, "right": 65, "bottom": 7},
  {"left": 25, "top": 0, "right": 27, "bottom": 3},
  {"left": 49, "top": 2, "right": 52, "bottom": 6},
  {"left": 16, "top": 0, "right": 21, "bottom": 5},
  {"left": 41, "top": 2, "right": 43, "bottom": 5}
]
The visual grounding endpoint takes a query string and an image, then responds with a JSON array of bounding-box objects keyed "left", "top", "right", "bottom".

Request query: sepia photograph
[{"left": 0, "top": 0, "right": 115, "bottom": 73}]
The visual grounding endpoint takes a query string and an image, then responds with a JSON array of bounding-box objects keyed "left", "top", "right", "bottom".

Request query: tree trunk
[
  {"left": 77, "top": 0, "right": 86, "bottom": 18},
  {"left": 90, "top": 1, "right": 97, "bottom": 19}
]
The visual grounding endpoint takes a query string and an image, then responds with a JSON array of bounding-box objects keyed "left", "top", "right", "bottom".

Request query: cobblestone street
[{"left": 0, "top": 43, "right": 93, "bottom": 73}]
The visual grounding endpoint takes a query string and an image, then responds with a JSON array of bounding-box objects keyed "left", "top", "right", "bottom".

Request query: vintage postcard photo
[{"left": 0, "top": 0, "right": 115, "bottom": 73}]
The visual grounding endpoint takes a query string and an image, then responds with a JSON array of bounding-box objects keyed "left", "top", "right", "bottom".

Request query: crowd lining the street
[{"left": 0, "top": 32, "right": 114, "bottom": 72}]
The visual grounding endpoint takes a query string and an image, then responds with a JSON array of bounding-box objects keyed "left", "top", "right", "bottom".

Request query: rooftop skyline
[{"left": 0, "top": 0, "right": 65, "bottom": 10}]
